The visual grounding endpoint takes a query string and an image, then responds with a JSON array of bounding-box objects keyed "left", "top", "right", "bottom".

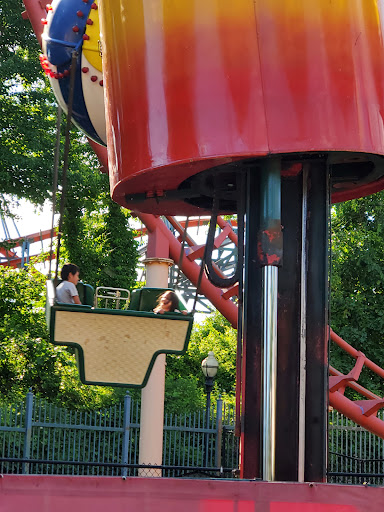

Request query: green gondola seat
[
  {"left": 45, "top": 281, "right": 193, "bottom": 388},
  {"left": 129, "top": 287, "right": 187, "bottom": 312}
]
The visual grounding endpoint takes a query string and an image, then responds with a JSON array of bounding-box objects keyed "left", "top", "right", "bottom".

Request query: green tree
[
  {"left": 165, "top": 311, "right": 237, "bottom": 413},
  {"left": 0, "top": 0, "right": 56, "bottom": 212},
  {"left": 330, "top": 192, "right": 384, "bottom": 394},
  {"left": 61, "top": 191, "right": 138, "bottom": 291}
]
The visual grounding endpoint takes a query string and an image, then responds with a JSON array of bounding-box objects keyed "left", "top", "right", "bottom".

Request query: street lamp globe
[{"left": 201, "top": 351, "right": 219, "bottom": 379}]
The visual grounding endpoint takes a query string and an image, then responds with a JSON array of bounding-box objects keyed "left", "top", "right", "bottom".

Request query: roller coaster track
[
  {"left": 137, "top": 212, "right": 239, "bottom": 327},
  {"left": 0, "top": 228, "right": 57, "bottom": 268},
  {"left": 329, "top": 329, "right": 384, "bottom": 438}
]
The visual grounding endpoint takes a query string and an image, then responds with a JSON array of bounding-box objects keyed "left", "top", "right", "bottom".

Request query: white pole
[{"left": 138, "top": 257, "right": 173, "bottom": 477}]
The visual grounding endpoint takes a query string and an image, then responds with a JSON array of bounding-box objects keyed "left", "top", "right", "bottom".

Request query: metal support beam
[
  {"left": 260, "top": 160, "right": 282, "bottom": 482},
  {"left": 275, "top": 173, "right": 302, "bottom": 481},
  {"left": 240, "top": 168, "right": 262, "bottom": 479},
  {"left": 275, "top": 161, "right": 329, "bottom": 482},
  {"left": 304, "top": 162, "right": 329, "bottom": 482}
]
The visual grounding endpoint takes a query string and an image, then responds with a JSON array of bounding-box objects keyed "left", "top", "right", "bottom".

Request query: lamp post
[{"left": 201, "top": 351, "right": 219, "bottom": 468}]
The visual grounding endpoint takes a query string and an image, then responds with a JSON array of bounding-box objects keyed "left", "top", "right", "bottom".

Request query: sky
[
  {"left": 0, "top": 199, "right": 58, "bottom": 274},
  {"left": 1, "top": 199, "right": 55, "bottom": 239}
]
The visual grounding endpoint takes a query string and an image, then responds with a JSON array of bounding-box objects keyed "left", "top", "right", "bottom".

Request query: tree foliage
[
  {"left": 60, "top": 173, "right": 138, "bottom": 291},
  {"left": 165, "top": 311, "right": 237, "bottom": 413},
  {"left": 330, "top": 192, "right": 384, "bottom": 394},
  {"left": 0, "top": 0, "right": 139, "bottom": 407},
  {"left": 0, "top": 0, "right": 55, "bottom": 212}
]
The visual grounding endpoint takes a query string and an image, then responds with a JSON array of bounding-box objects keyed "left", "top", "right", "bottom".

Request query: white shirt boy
[{"left": 56, "top": 281, "right": 79, "bottom": 304}]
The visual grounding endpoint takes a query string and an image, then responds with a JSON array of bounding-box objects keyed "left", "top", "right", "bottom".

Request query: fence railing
[
  {"left": 2, "top": 392, "right": 384, "bottom": 483},
  {"left": 328, "top": 408, "right": 384, "bottom": 486},
  {"left": 0, "top": 391, "right": 238, "bottom": 478}
]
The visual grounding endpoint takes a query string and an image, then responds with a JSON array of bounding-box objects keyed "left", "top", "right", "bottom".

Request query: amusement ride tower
[{"left": 96, "top": 0, "right": 384, "bottom": 483}]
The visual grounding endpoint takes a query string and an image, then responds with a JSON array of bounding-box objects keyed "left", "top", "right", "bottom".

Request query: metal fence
[
  {"left": 0, "top": 391, "right": 238, "bottom": 478},
  {"left": 328, "top": 408, "right": 384, "bottom": 486},
  {"left": 2, "top": 393, "right": 384, "bottom": 482}
]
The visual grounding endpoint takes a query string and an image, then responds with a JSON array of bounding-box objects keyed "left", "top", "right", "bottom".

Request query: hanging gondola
[
  {"left": 41, "top": 6, "right": 195, "bottom": 389},
  {"left": 46, "top": 281, "right": 193, "bottom": 388}
]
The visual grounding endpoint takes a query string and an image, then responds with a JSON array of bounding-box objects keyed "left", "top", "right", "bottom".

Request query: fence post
[
  {"left": 215, "top": 395, "right": 223, "bottom": 469},
  {"left": 122, "top": 392, "right": 131, "bottom": 477},
  {"left": 22, "top": 389, "right": 33, "bottom": 475}
]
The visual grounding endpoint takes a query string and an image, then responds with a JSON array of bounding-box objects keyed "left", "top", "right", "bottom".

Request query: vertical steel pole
[
  {"left": 204, "top": 388, "right": 211, "bottom": 467},
  {"left": 262, "top": 265, "right": 278, "bottom": 480},
  {"left": 260, "top": 159, "right": 281, "bottom": 482},
  {"left": 298, "top": 165, "right": 308, "bottom": 482},
  {"left": 275, "top": 173, "right": 302, "bottom": 481},
  {"left": 240, "top": 168, "right": 262, "bottom": 479},
  {"left": 304, "top": 162, "right": 329, "bottom": 482},
  {"left": 22, "top": 390, "right": 33, "bottom": 475}
]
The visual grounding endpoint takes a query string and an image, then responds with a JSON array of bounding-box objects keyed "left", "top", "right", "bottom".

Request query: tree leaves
[
  {"left": 166, "top": 311, "right": 237, "bottom": 410},
  {"left": 0, "top": 0, "right": 139, "bottom": 295},
  {"left": 331, "top": 192, "right": 384, "bottom": 394},
  {"left": 0, "top": 0, "right": 138, "bottom": 408},
  {"left": 61, "top": 191, "right": 138, "bottom": 291}
]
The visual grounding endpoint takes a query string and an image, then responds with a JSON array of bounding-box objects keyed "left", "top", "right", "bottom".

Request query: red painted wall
[{"left": 1, "top": 475, "right": 383, "bottom": 512}]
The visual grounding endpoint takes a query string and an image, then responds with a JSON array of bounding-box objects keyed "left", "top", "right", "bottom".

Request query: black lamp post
[{"left": 201, "top": 351, "right": 219, "bottom": 467}]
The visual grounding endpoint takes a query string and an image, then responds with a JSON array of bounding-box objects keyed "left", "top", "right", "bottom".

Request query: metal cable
[
  {"left": 54, "top": 51, "right": 78, "bottom": 282},
  {"left": 48, "top": 105, "right": 62, "bottom": 279},
  {"left": 174, "top": 216, "right": 189, "bottom": 291},
  {"left": 234, "top": 172, "right": 246, "bottom": 438},
  {"left": 204, "top": 174, "right": 244, "bottom": 288}
]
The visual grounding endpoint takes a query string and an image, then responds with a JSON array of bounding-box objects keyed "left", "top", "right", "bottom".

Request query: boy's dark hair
[{"left": 61, "top": 263, "right": 80, "bottom": 281}]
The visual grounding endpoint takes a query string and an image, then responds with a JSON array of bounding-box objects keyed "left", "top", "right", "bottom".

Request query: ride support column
[
  {"left": 139, "top": 230, "right": 174, "bottom": 476},
  {"left": 275, "top": 161, "right": 329, "bottom": 482},
  {"left": 304, "top": 162, "right": 329, "bottom": 482},
  {"left": 240, "top": 158, "right": 282, "bottom": 480}
]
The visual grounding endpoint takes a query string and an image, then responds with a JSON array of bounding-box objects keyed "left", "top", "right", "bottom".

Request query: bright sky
[
  {"left": 1, "top": 199, "right": 56, "bottom": 239},
  {"left": 0, "top": 199, "right": 58, "bottom": 274}
]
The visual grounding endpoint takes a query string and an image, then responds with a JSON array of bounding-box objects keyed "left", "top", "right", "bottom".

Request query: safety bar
[{"left": 94, "top": 287, "right": 131, "bottom": 310}]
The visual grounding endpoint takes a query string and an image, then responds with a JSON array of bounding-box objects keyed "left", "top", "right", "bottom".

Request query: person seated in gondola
[
  {"left": 153, "top": 290, "right": 188, "bottom": 315},
  {"left": 56, "top": 263, "right": 82, "bottom": 305}
]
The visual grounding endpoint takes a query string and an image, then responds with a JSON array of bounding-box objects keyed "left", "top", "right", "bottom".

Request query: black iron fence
[
  {"left": 0, "top": 391, "right": 238, "bottom": 478},
  {"left": 2, "top": 393, "right": 384, "bottom": 482},
  {"left": 328, "top": 408, "right": 384, "bottom": 485}
]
